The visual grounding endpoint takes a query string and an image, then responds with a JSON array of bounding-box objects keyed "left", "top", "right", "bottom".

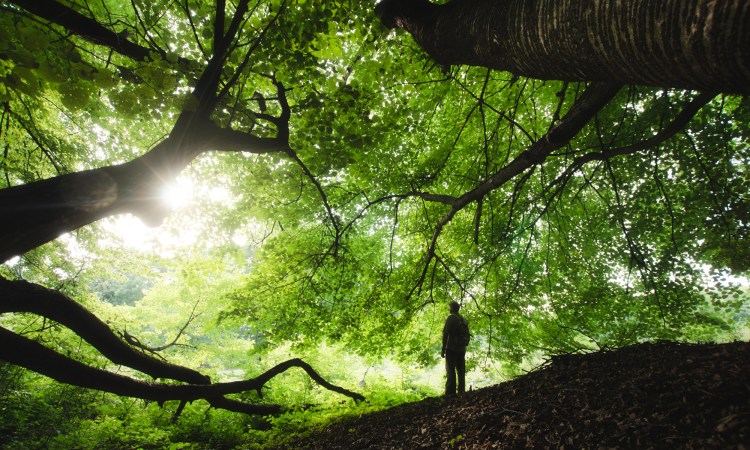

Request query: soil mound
[{"left": 286, "top": 341, "right": 750, "bottom": 449}]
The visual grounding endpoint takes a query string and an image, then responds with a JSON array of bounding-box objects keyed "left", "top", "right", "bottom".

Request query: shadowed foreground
[{"left": 282, "top": 341, "right": 749, "bottom": 449}]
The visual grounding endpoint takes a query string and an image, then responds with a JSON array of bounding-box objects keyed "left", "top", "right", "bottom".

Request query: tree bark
[
  {"left": 375, "top": 0, "right": 750, "bottom": 93},
  {"left": 0, "top": 325, "right": 364, "bottom": 415},
  {"left": 8, "top": 0, "right": 167, "bottom": 63},
  {"left": 0, "top": 120, "right": 287, "bottom": 263},
  {"left": 0, "top": 277, "right": 210, "bottom": 384}
]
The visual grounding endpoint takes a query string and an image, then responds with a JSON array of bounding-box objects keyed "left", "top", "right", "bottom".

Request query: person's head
[{"left": 449, "top": 301, "right": 460, "bottom": 313}]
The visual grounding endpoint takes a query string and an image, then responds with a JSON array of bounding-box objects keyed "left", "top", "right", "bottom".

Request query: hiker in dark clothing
[{"left": 441, "top": 301, "right": 468, "bottom": 396}]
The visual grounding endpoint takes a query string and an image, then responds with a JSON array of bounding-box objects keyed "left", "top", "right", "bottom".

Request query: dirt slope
[{"left": 284, "top": 341, "right": 750, "bottom": 449}]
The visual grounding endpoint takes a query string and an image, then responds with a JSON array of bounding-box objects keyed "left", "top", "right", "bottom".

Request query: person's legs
[
  {"left": 445, "top": 351, "right": 457, "bottom": 396},
  {"left": 456, "top": 350, "right": 466, "bottom": 394}
]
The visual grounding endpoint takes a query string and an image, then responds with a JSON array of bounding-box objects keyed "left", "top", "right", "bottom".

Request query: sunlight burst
[{"left": 160, "top": 178, "right": 194, "bottom": 210}]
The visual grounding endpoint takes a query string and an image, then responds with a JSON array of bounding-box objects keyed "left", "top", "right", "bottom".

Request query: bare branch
[
  {"left": 8, "top": 102, "right": 65, "bottom": 175},
  {"left": 544, "top": 91, "right": 717, "bottom": 201},
  {"left": 7, "top": 0, "right": 189, "bottom": 64},
  {"left": 0, "top": 325, "right": 364, "bottom": 415},
  {"left": 0, "top": 276, "right": 209, "bottom": 384},
  {"left": 407, "top": 82, "right": 621, "bottom": 297},
  {"left": 452, "top": 75, "right": 536, "bottom": 143},
  {"left": 217, "top": 1, "right": 290, "bottom": 102},
  {"left": 123, "top": 301, "right": 200, "bottom": 353},
  {"left": 454, "top": 82, "right": 622, "bottom": 208},
  {"left": 259, "top": 77, "right": 342, "bottom": 257},
  {"left": 177, "top": 0, "right": 208, "bottom": 58}
]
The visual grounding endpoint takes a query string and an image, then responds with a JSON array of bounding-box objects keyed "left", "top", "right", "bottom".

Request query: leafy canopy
[{"left": 0, "top": 0, "right": 748, "bottom": 413}]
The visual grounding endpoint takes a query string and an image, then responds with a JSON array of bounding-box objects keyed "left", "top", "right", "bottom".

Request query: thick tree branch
[
  {"left": 7, "top": 0, "right": 189, "bottom": 65},
  {"left": 188, "top": 0, "right": 251, "bottom": 117},
  {"left": 214, "top": 0, "right": 226, "bottom": 55},
  {"left": 0, "top": 121, "right": 288, "bottom": 262},
  {"left": 0, "top": 325, "right": 364, "bottom": 415},
  {"left": 0, "top": 0, "right": 303, "bottom": 266},
  {"left": 0, "top": 276, "right": 209, "bottom": 384},
  {"left": 409, "top": 82, "right": 621, "bottom": 296}
]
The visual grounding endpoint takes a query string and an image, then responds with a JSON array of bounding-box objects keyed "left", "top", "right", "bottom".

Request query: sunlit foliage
[{"left": 0, "top": 0, "right": 748, "bottom": 447}]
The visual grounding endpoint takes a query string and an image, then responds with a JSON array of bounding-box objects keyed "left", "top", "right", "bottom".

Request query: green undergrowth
[
  {"left": 245, "top": 389, "right": 431, "bottom": 450},
  {"left": 0, "top": 364, "right": 439, "bottom": 450}
]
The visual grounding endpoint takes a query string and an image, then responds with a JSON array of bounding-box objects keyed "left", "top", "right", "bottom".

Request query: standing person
[{"left": 441, "top": 301, "right": 469, "bottom": 397}]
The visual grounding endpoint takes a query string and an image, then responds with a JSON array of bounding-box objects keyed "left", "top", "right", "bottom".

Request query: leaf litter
[{"left": 280, "top": 341, "right": 749, "bottom": 449}]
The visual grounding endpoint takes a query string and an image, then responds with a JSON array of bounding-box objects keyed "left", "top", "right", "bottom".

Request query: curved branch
[
  {"left": 545, "top": 91, "right": 717, "bottom": 199},
  {"left": 408, "top": 82, "right": 621, "bottom": 296},
  {"left": 270, "top": 76, "right": 342, "bottom": 257},
  {"left": 286, "top": 147, "right": 341, "bottom": 252},
  {"left": 495, "top": 91, "right": 720, "bottom": 274},
  {"left": 0, "top": 276, "right": 209, "bottom": 384},
  {"left": 123, "top": 301, "right": 200, "bottom": 353},
  {"left": 0, "top": 325, "right": 364, "bottom": 415},
  {"left": 7, "top": 0, "right": 190, "bottom": 65},
  {"left": 249, "top": 358, "right": 365, "bottom": 403}
]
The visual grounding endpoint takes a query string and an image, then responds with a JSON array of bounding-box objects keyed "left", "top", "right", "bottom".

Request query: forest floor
[{"left": 279, "top": 341, "right": 750, "bottom": 449}]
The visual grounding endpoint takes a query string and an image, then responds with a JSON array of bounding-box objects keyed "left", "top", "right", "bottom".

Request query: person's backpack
[{"left": 457, "top": 315, "right": 470, "bottom": 347}]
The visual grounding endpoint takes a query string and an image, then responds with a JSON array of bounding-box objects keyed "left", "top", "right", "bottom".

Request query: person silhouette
[{"left": 441, "top": 301, "right": 468, "bottom": 396}]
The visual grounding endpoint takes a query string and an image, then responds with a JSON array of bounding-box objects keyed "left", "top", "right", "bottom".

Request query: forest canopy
[{"left": 0, "top": 0, "right": 748, "bottom": 430}]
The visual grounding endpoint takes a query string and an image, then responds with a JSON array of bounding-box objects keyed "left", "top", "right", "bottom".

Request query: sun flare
[{"left": 160, "top": 178, "right": 194, "bottom": 210}]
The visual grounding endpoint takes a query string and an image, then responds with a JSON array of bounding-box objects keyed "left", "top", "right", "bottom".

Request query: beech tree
[
  {"left": 0, "top": 0, "right": 365, "bottom": 414},
  {"left": 375, "top": 0, "right": 750, "bottom": 93},
  {"left": 0, "top": 0, "right": 748, "bottom": 418}
]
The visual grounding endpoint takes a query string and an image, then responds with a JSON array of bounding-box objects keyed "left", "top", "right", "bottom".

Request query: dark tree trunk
[
  {"left": 375, "top": 0, "right": 750, "bottom": 93},
  {"left": 0, "top": 121, "right": 286, "bottom": 263},
  {"left": 0, "top": 0, "right": 288, "bottom": 263},
  {"left": 0, "top": 0, "right": 365, "bottom": 417}
]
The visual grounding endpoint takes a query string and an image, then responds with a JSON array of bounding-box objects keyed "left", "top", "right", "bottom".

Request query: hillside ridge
[{"left": 282, "top": 341, "right": 750, "bottom": 449}]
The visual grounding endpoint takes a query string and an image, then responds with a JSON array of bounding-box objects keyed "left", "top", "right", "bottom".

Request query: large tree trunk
[
  {"left": 375, "top": 0, "right": 750, "bottom": 93},
  {"left": 0, "top": 120, "right": 287, "bottom": 263},
  {"left": 0, "top": 0, "right": 365, "bottom": 417},
  {"left": 0, "top": 0, "right": 286, "bottom": 263}
]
